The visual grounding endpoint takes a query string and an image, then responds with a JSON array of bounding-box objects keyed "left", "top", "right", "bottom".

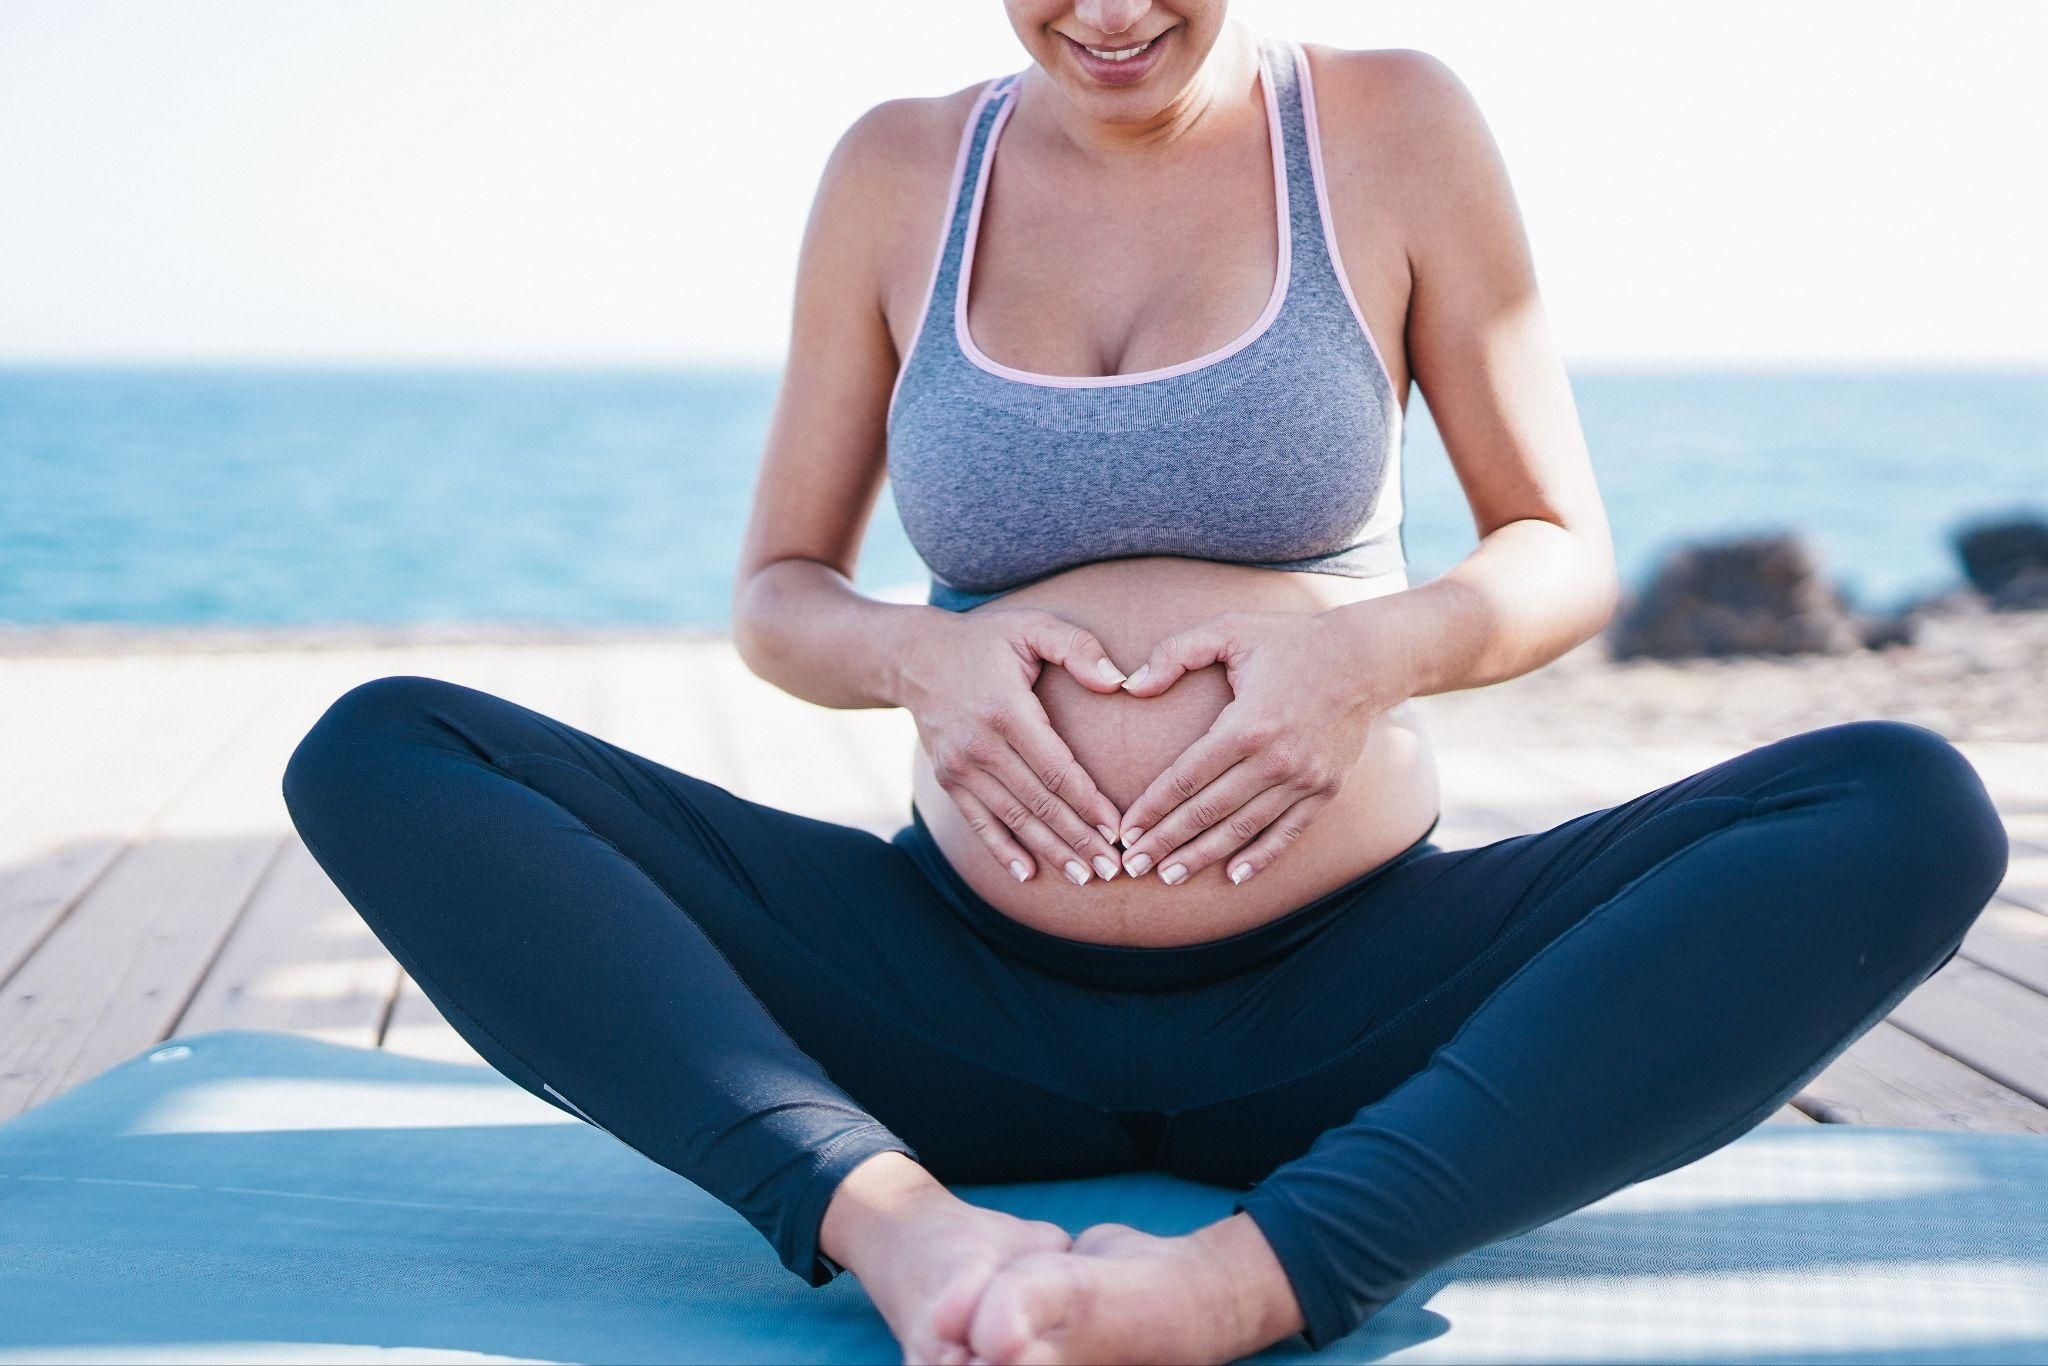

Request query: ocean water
[{"left": 1, "top": 367, "right": 2042, "bottom": 629}]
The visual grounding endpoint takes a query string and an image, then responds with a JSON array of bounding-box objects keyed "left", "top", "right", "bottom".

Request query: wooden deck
[{"left": 3, "top": 636, "right": 2046, "bottom": 1135}]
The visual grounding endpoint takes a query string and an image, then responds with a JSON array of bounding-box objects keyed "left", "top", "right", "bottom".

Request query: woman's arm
[
  {"left": 730, "top": 99, "right": 931, "bottom": 712},
  {"left": 730, "top": 97, "right": 1130, "bottom": 883},
  {"left": 1328, "top": 49, "right": 1617, "bottom": 696},
  {"left": 1112, "top": 50, "right": 1618, "bottom": 880}
]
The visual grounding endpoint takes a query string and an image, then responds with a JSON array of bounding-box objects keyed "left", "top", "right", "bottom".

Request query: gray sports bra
[{"left": 886, "top": 34, "right": 1405, "bottom": 612}]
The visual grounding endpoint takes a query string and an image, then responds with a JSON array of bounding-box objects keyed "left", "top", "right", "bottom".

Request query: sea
[{"left": 1, "top": 367, "right": 2042, "bottom": 630}]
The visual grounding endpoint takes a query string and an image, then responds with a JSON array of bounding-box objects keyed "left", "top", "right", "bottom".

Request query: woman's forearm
[
  {"left": 731, "top": 558, "right": 946, "bottom": 710},
  {"left": 1329, "top": 518, "right": 1620, "bottom": 706}
]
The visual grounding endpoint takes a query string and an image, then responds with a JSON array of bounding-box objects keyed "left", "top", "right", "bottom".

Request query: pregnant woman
[{"left": 282, "top": 6, "right": 2010, "bottom": 1363}]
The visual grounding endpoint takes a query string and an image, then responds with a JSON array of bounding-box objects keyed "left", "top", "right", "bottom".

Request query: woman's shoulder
[
  {"left": 1294, "top": 43, "right": 1492, "bottom": 157},
  {"left": 814, "top": 81, "right": 997, "bottom": 214},
  {"left": 1293, "top": 43, "right": 1472, "bottom": 109},
  {"left": 796, "top": 82, "right": 1006, "bottom": 341},
  {"left": 1293, "top": 42, "right": 1505, "bottom": 205}
]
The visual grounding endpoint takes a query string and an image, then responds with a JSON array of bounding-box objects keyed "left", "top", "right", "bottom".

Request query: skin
[{"left": 732, "top": 1, "right": 1618, "bottom": 1359}]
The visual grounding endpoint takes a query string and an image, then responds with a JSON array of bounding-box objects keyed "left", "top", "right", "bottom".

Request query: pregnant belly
[{"left": 911, "top": 557, "right": 1442, "bottom": 946}]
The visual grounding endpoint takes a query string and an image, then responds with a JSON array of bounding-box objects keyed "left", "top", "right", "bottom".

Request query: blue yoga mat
[{"left": 1, "top": 1030, "right": 2045, "bottom": 1363}]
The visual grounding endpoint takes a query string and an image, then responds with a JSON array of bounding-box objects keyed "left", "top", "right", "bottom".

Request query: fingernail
[
  {"left": 1160, "top": 863, "right": 1188, "bottom": 886},
  {"left": 1121, "top": 827, "right": 1145, "bottom": 848},
  {"left": 1096, "top": 658, "right": 1126, "bottom": 685},
  {"left": 1096, "top": 824, "right": 1117, "bottom": 844},
  {"left": 1124, "top": 851, "right": 1153, "bottom": 876},
  {"left": 1010, "top": 860, "right": 1030, "bottom": 882},
  {"left": 1229, "top": 862, "right": 1254, "bottom": 885},
  {"left": 1065, "top": 860, "right": 1091, "bottom": 886},
  {"left": 1121, "top": 665, "right": 1149, "bottom": 691},
  {"left": 1092, "top": 855, "right": 1119, "bottom": 881}
]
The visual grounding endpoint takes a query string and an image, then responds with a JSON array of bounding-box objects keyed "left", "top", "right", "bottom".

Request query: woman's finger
[
  {"left": 1116, "top": 709, "right": 1260, "bottom": 852},
  {"left": 1143, "top": 781, "right": 1306, "bottom": 885},
  {"left": 959, "top": 767, "right": 1100, "bottom": 886},
  {"left": 942, "top": 781, "right": 1037, "bottom": 883},
  {"left": 1017, "top": 613, "right": 1128, "bottom": 694},
  {"left": 1215, "top": 791, "right": 1335, "bottom": 885},
  {"left": 983, "top": 743, "right": 1122, "bottom": 881},
  {"left": 1117, "top": 617, "right": 1238, "bottom": 698},
  {"left": 1119, "top": 760, "right": 1281, "bottom": 882},
  {"left": 993, "top": 696, "right": 1125, "bottom": 855}
]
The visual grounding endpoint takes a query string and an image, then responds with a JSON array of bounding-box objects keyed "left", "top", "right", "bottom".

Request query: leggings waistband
[{"left": 892, "top": 806, "right": 1443, "bottom": 992}]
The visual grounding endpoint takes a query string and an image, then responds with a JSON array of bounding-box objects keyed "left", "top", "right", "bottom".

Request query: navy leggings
[{"left": 281, "top": 675, "right": 2009, "bottom": 1349}]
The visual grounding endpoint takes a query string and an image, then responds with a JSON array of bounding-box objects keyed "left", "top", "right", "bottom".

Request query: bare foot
[
  {"left": 965, "top": 1215, "right": 1307, "bottom": 1365},
  {"left": 821, "top": 1154, "right": 1073, "bottom": 1365}
]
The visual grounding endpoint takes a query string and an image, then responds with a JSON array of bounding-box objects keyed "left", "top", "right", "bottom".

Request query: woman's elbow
[{"left": 730, "top": 566, "right": 784, "bottom": 681}]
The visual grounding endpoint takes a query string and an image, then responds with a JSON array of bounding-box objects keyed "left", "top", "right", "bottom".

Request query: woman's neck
[{"left": 1015, "top": 22, "right": 1262, "bottom": 162}]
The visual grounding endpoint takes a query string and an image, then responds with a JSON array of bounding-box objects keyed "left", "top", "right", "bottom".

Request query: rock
[
  {"left": 1607, "top": 532, "right": 1866, "bottom": 660},
  {"left": 1856, "top": 610, "right": 1916, "bottom": 650},
  {"left": 1954, "top": 515, "right": 2048, "bottom": 597},
  {"left": 1991, "top": 565, "right": 2048, "bottom": 611},
  {"left": 1904, "top": 585, "right": 1992, "bottom": 619}
]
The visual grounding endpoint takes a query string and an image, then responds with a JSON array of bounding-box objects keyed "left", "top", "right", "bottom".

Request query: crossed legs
[{"left": 282, "top": 675, "right": 2009, "bottom": 1361}]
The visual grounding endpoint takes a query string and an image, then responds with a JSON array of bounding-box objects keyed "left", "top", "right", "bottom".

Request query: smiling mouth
[
  {"left": 1060, "top": 27, "right": 1171, "bottom": 81},
  {"left": 1081, "top": 37, "right": 1155, "bottom": 62}
]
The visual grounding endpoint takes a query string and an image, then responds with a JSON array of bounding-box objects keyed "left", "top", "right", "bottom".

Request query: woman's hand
[
  {"left": 1113, "top": 609, "right": 1409, "bottom": 887},
  {"left": 899, "top": 607, "right": 1131, "bottom": 886}
]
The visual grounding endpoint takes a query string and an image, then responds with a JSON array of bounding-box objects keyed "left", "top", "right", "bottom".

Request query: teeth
[{"left": 1084, "top": 38, "right": 1153, "bottom": 62}]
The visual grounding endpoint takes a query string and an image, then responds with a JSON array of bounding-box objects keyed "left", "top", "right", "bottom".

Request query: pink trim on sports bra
[
  {"left": 886, "top": 76, "right": 1015, "bottom": 427},
  {"left": 950, "top": 62, "right": 1293, "bottom": 390},
  {"left": 1292, "top": 45, "right": 1400, "bottom": 400}
]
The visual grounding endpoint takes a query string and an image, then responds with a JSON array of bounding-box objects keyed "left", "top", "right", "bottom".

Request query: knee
[
  {"left": 1804, "top": 718, "right": 2009, "bottom": 922},
  {"left": 282, "top": 674, "right": 465, "bottom": 833},
  {"left": 1826, "top": 719, "right": 2001, "bottom": 830}
]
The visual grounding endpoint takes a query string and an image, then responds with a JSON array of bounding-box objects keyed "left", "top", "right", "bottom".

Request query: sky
[{"left": 2, "top": 0, "right": 2043, "bottom": 369}]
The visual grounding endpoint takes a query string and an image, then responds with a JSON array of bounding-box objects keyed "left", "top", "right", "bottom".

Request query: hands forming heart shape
[{"left": 901, "top": 604, "right": 1400, "bottom": 889}]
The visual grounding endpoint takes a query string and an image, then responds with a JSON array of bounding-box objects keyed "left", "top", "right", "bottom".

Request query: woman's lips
[{"left": 1061, "top": 27, "right": 1171, "bottom": 87}]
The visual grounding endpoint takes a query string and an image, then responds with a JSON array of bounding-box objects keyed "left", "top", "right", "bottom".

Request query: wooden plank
[
  {"left": 174, "top": 644, "right": 517, "bottom": 1051},
  {"left": 0, "top": 655, "right": 164, "bottom": 834},
  {"left": 1794, "top": 1018, "right": 2048, "bottom": 1133},
  {"left": 1430, "top": 803, "right": 1530, "bottom": 851},
  {"left": 381, "top": 983, "right": 487, "bottom": 1067},
  {"left": 0, "top": 651, "right": 322, "bottom": 1118},
  {"left": 1428, "top": 746, "right": 1596, "bottom": 835},
  {"left": 608, "top": 637, "right": 917, "bottom": 826},
  {"left": 2006, "top": 816, "right": 2048, "bottom": 856},
  {"left": 695, "top": 643, "right": 899, "bottom": 828},
  {"left": 1956, "top": 741, "right": 2048, "bottom": 805},
  {"left": 0, "top": 653, "right": 286, "bottom": 984},
  {"left": 1996, "top": 846, "right": 2048, "bottom": 917},
  {"left": 1886, "top": 957, "right": 2048, "bottom": 1109},
  {"left": 604, "top": 639, "right": 744, "bottom": 785},
  {"left": 1958, "top": 899, "right": 2048, "bottom": 997},
  {"left": 827, "top": 696, "right": 921, "bottom": 837},
  {"left": 1512, "top": 743, "right": 1741, "bottom": 808},
  {"left": 1974, "top": 743, "right": 2048, "bottom": 857},
  {"left": 171, "top": 836, "right": 399, "bottom": 1048}
]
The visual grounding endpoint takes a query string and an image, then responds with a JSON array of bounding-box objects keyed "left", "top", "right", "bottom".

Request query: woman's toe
[{"left": 968, "top": 1255, "right": 1079, "bottom": 1365}]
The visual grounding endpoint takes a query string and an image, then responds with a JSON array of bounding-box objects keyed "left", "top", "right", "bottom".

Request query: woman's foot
[
  {"left": 821, "top": 1153, "right": 1073, "bottom": 1365},
  {"left": 965, "top": 1215, "right": 1307, "bottom": 1365}
]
